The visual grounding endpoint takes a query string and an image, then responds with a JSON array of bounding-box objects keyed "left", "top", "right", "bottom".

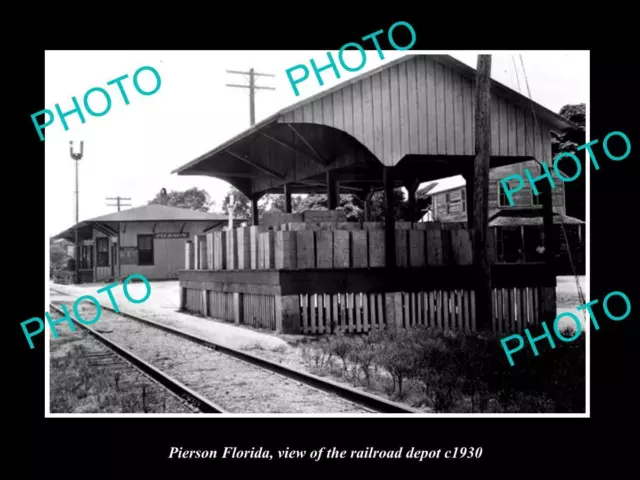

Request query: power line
[
  {"left": 226, "top": 68, "right": 276, "bottom": 126},
  {"left": 106, "top": 196, "right": 132, "bottom": 212},
  {"left": 517, "top": 55, "right": 586, "bottom": 307}
]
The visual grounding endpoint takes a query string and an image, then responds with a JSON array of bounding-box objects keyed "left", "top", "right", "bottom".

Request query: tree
[
  {"left": 296, "top": 194, "right": 328, "bottom": 212},
  {"left": 148, "top": 187, "right": 213, "bottom": 212},
  {"left": 221, "top": 187, "right": 410, "bottom": 223},
  {"left": 552, "top": 103, "right": 585, "bottom": 155},
  {"left": 369, "top": 190, "right": 408, "bottom": 221},
  {"left": 551, "top": 103, "right": 586, "bottom": 221},
  {"left": 50, "top": 241, "right": 71, "bottom": 270},
  {"left": 263, "top": 194, "right": 303, "bottom": 215},
  {"left": 293, "top": 194, "right": 363, "bottom": 221},
  {"left": 221, "top": 187, "right": 251, "bottom": 220}
]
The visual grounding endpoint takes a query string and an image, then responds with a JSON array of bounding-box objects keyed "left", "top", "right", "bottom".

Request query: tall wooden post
[
  {"left": 473, "top": 55, "right": 493, "bottom": 330},
  {"left": 383, "top": 167, "right": 396, "bottom": 268},
  {"left": 284, "top": 183, "right": 292, "bottom": 213},
  {"left": 326, "top": 171, "right": 338, "bottom": 210},
  {"left": 251, "top": 194, "right": 260, "bottom": 226},
  {"left": 404, "top": 179, "right": 420, "bottom": 222},
  {"left": 226, "top": 69, "right": 275, "bottom": 127},
  {"left": 364, "top": 187, "right": 374, "bottom": 222}
]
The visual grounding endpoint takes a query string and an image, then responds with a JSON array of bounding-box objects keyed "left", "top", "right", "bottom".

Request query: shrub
[{"left": 327, "top": 332, "right": 353, "bottom": 376}]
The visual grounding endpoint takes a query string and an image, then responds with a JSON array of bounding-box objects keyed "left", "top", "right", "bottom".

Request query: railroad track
[
  {"left": 49, "top": 289, "right": 418, "bottom": 414},
  {"left": 49, "top": 303, "right": 226, "bottom": 413}
]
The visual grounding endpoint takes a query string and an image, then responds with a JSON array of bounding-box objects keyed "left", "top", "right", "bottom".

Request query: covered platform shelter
[{"left": 172, "top": 54, "right": 577, "bottom": 335}]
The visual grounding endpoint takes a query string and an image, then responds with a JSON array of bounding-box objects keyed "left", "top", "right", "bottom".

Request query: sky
[{"left": 44, "top": 50, "right": 588, "bottom": 237}]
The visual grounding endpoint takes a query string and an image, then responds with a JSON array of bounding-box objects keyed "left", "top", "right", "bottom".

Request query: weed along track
[
  {"left": 49, "top": 303, "right": 223, "bottom": 413},
  {"left": 49, "top": 320, "right": 197, "bottom": 414},
  {"left": 49, "top": 299, "right": 384, "bottom": 414}
]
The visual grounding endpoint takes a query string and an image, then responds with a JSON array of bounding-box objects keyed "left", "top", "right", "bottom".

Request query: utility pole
[
  {"left": 226, "top": 68, "right": 276, "bottom": 126},
  {"left": 106, "top": 196, "right": 132, "bottom": 212},
  {"left": 228, "top": 193, "right": 235, "bottom": 230},
  {"left": 473, "top": 55, "right": 493, "bottom": 330},
  {"left": 69, "top": 141, "right": 84, "bottom": 283}
]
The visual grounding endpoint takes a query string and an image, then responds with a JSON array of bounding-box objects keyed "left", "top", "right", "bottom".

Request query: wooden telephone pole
[
  {"left": 106, "top": 196, "right": 132, "bottom": 212},
  {"left": 226, "top": 68, "right": 275, "bottom": 126},
  {"left": 473, "top": 55, "right": 493, "bottom": 330}
]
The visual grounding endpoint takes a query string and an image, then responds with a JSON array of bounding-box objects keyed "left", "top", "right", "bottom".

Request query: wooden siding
[
  {"left": 279, "top": 55, "right": 554, "bottom": 166},
  {"left": 433, "top": 188, "right": 468, "bottom": 222},
  {"left": 432, "top": 160, "right": 566, "bottom": 223},
  {"left": 119, "top": 221, "right": 217, "bottom": 281}
]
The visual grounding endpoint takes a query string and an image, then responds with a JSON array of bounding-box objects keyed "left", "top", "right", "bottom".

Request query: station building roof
[
  {"left": 171, "top": 54, "right": 578, "bottom": 199},
  {"left": 52, "top": 204, "right": 230, "bottom": 241}
]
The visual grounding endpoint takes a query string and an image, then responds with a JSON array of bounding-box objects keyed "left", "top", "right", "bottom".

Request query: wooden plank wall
[
  {"left": 279, "top": 56, "right": 550, "bottom": 166},
  {"left": 297, "top": 287, "right": 544, "bottom": 334},
  {"left": 185, "top": 221, "right": 475, "bottom": 272},
  {"left": 181, "top": 286, "right": 545, "bottom": 335}
]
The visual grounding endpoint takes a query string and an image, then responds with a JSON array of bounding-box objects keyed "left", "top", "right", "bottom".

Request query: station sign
[{"left": 154, "top": 232, "right": 189, "bottom": 239}]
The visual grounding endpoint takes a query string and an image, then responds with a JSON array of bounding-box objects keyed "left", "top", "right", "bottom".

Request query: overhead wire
[{"left": 513, "top": 54, "right": 586, "bottom": 307}]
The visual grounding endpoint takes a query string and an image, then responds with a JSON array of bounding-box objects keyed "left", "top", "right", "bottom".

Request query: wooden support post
[
  {"left": 251, "top": 194, "right": 260, "bottom": 226},
  {"left": 383, "top": 167, "right": 396, "bottom": 268},
  {"left": 284, "top": 183, "right": 292, "bottom": 213},
  {"left": 472, "top": 54, "right": 493, "bottom": 331},
  {"left": 364, "top": 187, "right": 374, "bottom": 222},
  {"left": 326, "top": 171, "right": 338, "bottom": 210},
  {"left": 404, "top": 179, "right": 420, "bottom": 222}
]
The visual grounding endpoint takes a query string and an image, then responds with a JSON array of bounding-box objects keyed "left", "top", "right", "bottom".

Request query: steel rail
[
  {"left": 50, "top": 290, "right": 419, "bottom": 414},
  {"left": 49, "top": 303, "right": 226, "bottom": 414}
]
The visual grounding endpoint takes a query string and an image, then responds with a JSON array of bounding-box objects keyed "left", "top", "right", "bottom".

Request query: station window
[
  {"left": 531, "top": 190, "right": 541, "bottom": 205},
  {"left": 138, "top": 234, "right": 154, "bottom": 266},
  {"left": 96, "top": 238, "right": 109, "bottom": 267}
]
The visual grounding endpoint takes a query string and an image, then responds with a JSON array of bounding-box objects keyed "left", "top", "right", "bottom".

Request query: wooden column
[
  {"left": 539, "top": 174, "right": 557, "bottom": 323},
  {"left": 404, "top": 179, "right": 420, "bottom": 222},
  {"left": 284, "top": 184, "right": 292, "bottom": 213},
  {"left": 383, "top": 167, "right": 396, "bottom": 268},
  {"left": 364, "top": 187, "right": 374, "bottom": 222},
  {"left": 327, "top": 171, "right": 338, "bottom": 210},
  {"left": 472, "top": 54, "right": 493, "bottom": 331},
  {"left": 251, "top": 194, "right": 260, "bottom": 226}
]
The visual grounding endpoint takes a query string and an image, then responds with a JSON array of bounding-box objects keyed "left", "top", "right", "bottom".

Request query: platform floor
[{"left": 49, "top": 280, "right": 294, "bottom": 352}]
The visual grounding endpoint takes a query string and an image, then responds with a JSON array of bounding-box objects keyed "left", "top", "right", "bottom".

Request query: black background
[{"left": 11, "top": 12, "right": 637, "bottom": 476}]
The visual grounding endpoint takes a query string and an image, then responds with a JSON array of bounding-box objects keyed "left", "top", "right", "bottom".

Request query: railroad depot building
[
  {"left": 52, "top": 204, "right": 238, "bottom": 284},
  {"left": 419, "top": 165, "right": 585, "bottom": 274},
  {"left": 171, "top": 54, "right": 580, "bottom": 335}
]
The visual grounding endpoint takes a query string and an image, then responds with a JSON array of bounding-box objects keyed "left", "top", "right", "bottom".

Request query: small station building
[{"left": 52, "top": 204, "right": 238, "bottom": 284}]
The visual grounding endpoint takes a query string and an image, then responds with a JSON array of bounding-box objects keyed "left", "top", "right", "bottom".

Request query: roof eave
[{"left": 171, "top": 116, "right": 280, "bottom": 175}]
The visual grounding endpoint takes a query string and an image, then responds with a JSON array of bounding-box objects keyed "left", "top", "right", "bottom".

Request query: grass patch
[
  {"left": 50, "top": 342, "right": 184, "bottom": 413},
  {"left": 298, "top": 326, "right": 585, "bottom": 413}
]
